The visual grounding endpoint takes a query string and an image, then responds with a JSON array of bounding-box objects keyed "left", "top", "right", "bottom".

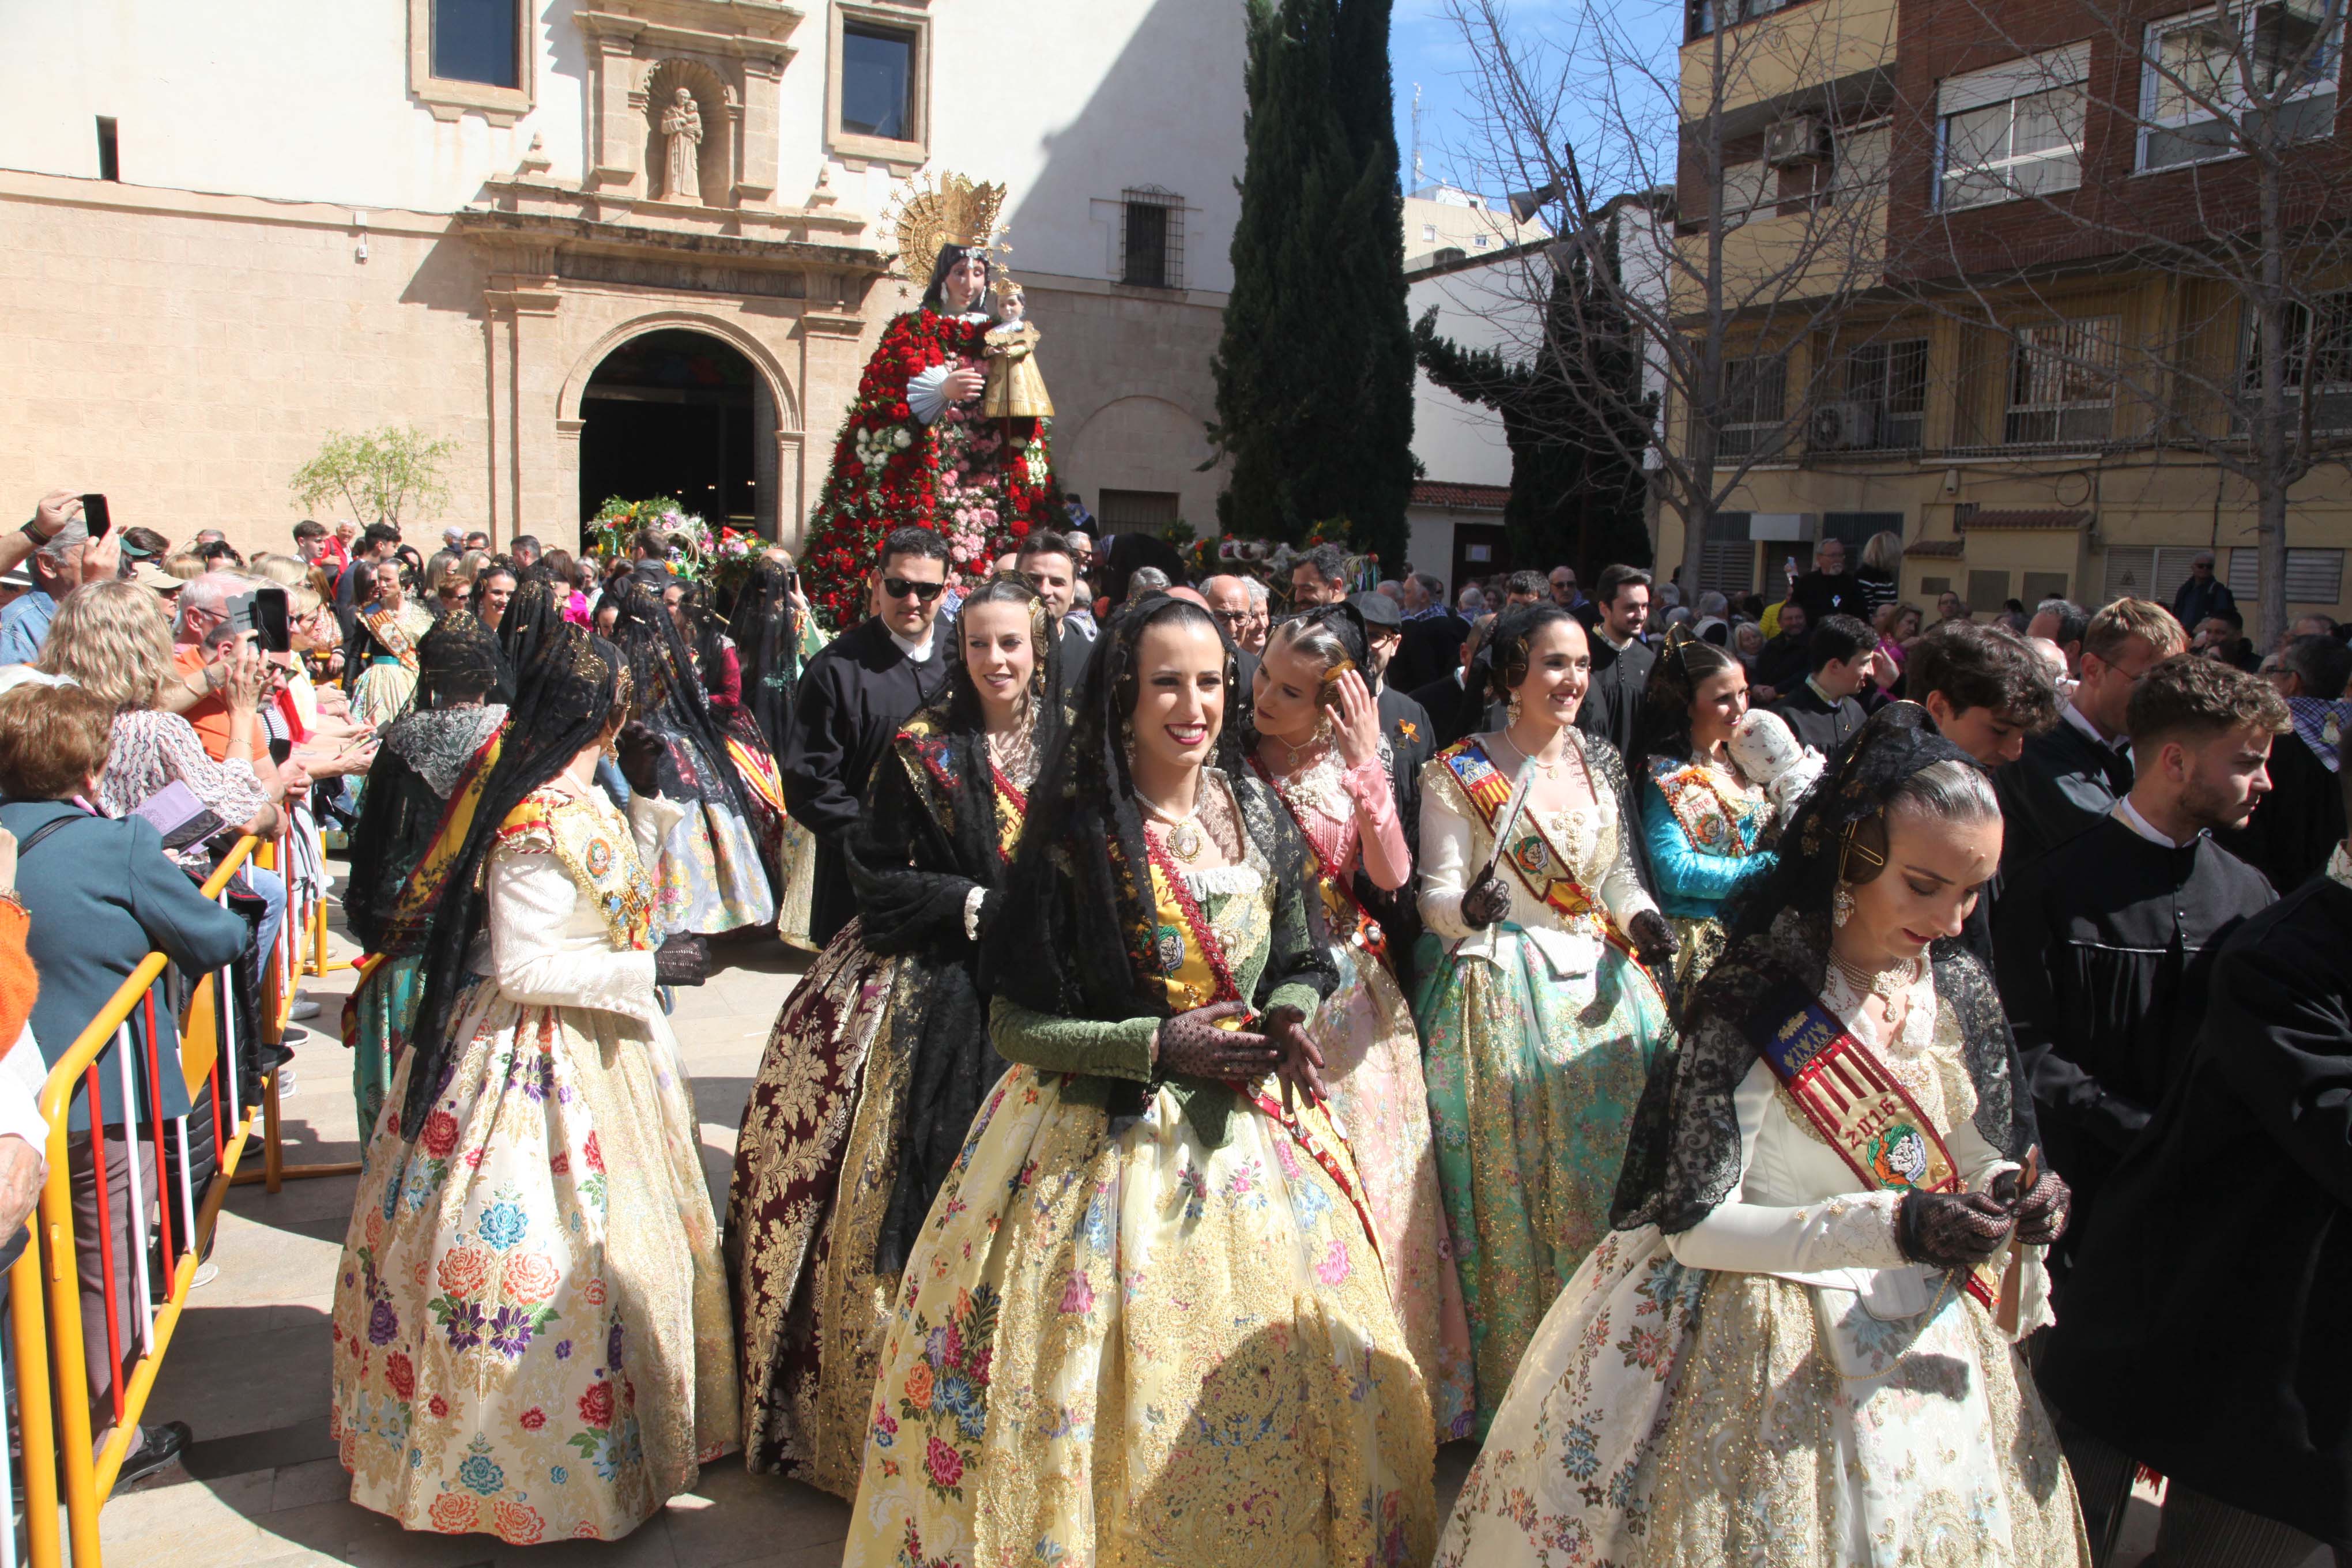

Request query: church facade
[{"left": 0, "top": 0, "right": 1241, "bottom": 553}]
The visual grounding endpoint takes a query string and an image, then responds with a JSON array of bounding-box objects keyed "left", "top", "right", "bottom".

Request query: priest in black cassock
[
  {"left": 2218, "top": 631, "right": 2352, "bottom": 894},
  {"left": 1769, "top": 611, "right": 1872, "bottom": 758},
  {"left": 2036, "top": 797, "right": 2352, "bottom": 1565},
  {"left": 1574, "top": 564, "right": 1656, "bottom": 769},
  {"left": 782, "top": 525, "right": 951, "bottom": 947},
  {"left": 1407, "top": 612, "right": 1498, "bottom": 752},
  {"left": 1992, "top": 653, "right": 2282, "bottom": 1280},
  {"left": 1993, "top": 595, "right": 2182, "bottom": 879}
]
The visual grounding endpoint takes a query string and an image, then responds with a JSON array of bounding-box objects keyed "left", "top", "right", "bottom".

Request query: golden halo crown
[{"left": 889, "top": 171, "right": 1008, "bottom": 289}]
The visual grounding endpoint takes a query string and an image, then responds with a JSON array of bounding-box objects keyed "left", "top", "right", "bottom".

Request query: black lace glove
[
  {"left": 2004, "top": 1166, "right": 2071, "bottom": 1247},
  {"left": 653, "top": 933, "right": 710, "bottom": 987},
  {"left": 1460, "top": 870, "right": 1512, "bottom": 930},
  {"left": 616, "top": 722, "right": 664, "bottom": 799},
  {"left": 1156, "top": 1001, "right": 1281, "bottom": 1081},
  {"left": 1627, "top": 908, "right": 1679, "bottom": 968},
  {"left": 1895, "top": 1188, "right": 2016, "bottom": 1271}
]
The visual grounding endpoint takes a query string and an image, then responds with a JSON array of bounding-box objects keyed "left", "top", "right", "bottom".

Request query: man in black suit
[
  {"left": 1013, "top": 530, "right": 1092, "bottom": 699},
  {"left": 1771, "top": 612, "right": 1872, "bottom": 757},
  {"left": 1575, "top": 563, "right": 1656, "bottom": 766},
  {"left": 1390, "top": 571, "right": 1464, "bottom": 694},
  {"left": 1788, "top": 534, "right": 1867, "bottom": 626},
  {"left": 1995, "top": 595, "right": 2184, "bottom": 880},
  {"left": 783, "top": 526, "right": 952, "bottom": 947},
  {"left": 1750, "top": 600, "right": 1811, "bottom": 702},
  {"left": 1352, "top": 590, "right": 1435, "bottom": 989},
  {"left": 1407, "top": 612, "right": 1497, "bottom": 751}
]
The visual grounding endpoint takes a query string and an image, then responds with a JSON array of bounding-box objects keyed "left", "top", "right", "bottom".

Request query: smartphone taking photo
[{"left": 79, "top": 495, "right": 111, "bottom": 541}]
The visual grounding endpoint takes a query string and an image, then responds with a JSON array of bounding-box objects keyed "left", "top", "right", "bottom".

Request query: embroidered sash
[
  {"left": 1246, "top": 754, "right": 1386, "bottom": 958},
  {"left": 904, "top": 718, "right": 1030, "bottom": 866},
  {"left": 1141, "top": 838, "right": 1382, "bottom": 1261},
  {"left": 375, "top": 726, "right": 506, "bottom": 955},
  {"left": 1652, "top": 757, "right": 1761, "bottom": 860},
  {"left": 725, "top": 734, "right": 787, "bottom": 819},
  {"left": 989, "top": 764, "right": 1027, "bottom": 864},
  {"left": 1438, "top": 739, "right": 1637, "bottom": 963},
  {"left": 1737, "top": 977, "right": 2000, "bottom": 1310},
  {"left": 496, "top": 791, "right": 658, "bottom": 952},
  {"left": 359, "top": 605, "right": 421, "bottom": 670}
]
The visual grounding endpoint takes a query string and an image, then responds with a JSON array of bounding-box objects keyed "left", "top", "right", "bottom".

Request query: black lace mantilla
[{"left": 383, "top": 704, "right": 507, "bottom": 799}]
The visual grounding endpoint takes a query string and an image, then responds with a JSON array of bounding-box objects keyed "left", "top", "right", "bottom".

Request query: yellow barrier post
[
  {"left": 25, "top": 838, "right": 265, "bottom": 1565},
  {"left": 236, "top": 838, "right": 359, "bottom": 1193}
]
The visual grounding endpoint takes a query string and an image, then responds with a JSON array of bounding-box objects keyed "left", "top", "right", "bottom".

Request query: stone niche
[{"left": 574, "top": 0, "right": 802, "bottom": 210}]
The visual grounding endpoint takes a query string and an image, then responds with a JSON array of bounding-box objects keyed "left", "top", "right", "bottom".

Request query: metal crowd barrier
[
  {"left": 3, "top": 834, "right": 270, "bottom": 1566},
  {"left": 233, "top": 826, "right": 357, "bottom": 1194}
]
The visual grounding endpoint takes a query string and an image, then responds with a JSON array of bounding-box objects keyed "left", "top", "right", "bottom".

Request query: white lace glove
[{"left": 962, "top": 885, "right": 988, "bottom": 942}]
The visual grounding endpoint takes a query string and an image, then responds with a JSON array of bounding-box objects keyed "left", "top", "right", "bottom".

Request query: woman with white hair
[{"left": 1694, "top": 589, "right": 1731, "bottom": 646}]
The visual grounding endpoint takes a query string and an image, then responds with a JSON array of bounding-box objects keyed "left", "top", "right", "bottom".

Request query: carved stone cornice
[{"left": 572, "top": 1, "right": 803, "bottom": 65}]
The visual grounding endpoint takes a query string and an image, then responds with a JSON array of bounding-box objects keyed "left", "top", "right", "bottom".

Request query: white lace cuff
[
  {"left": 907, "top": 363, "right": 952, "bottom": 424},
  {"left": 963, "top": 884, "right": 988, "bottom": 941}
]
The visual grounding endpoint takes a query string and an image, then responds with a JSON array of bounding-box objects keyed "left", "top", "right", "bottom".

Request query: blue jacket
[
  {"left": 1641, "top": 764, "right": 1776, "bottom": 920},
  {"left": 1, "top": 800, "right": 248, "bottom": 1129}
]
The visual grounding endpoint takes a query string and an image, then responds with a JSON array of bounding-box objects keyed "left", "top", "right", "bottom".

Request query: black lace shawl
[
  {"left": 493, "top": 578, "right": 567, "bottom": 707},
  {"left": 605, "top": 579, "right": 756, "bottom": 824},
  {"left": 728, "top": 558, "right": 801, "bottom": 757},
  {"left": 1608, "top": 702, "right": 2040, "bottom": 1234},
  {"left": 978, "top": 594, "right": 1339, "bottom": 1144},
  {"left": 345, "top": 703, "right": 504, "bottom": 953}
]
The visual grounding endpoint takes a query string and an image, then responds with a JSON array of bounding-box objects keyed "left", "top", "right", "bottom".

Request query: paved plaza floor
[{"left": 89, "top": 863, "right": 2260, "bottom": 1566}]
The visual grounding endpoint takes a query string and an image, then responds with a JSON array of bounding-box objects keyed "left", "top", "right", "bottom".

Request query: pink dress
[{"left": 1254, "top": 747, "right": 1478, "bottom": 1439}]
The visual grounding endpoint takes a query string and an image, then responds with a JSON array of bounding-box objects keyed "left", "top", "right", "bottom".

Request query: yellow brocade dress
[
  {"left": 840, "top": 785, "right": 1436, "bottom": 1568},
  {"left": 328, "top": 786, "right": 737, "bottom": 1544}
]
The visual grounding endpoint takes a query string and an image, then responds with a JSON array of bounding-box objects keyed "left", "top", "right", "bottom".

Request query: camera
[{"left": 222, "top": 586, "right": 291, "bottom": 654}]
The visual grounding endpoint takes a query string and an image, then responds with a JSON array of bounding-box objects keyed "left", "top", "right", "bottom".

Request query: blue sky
[{"left": 1389, "top": 0, "right": 1682, "bottom": 199}]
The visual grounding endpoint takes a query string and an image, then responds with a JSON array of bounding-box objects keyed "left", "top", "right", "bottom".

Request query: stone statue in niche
[{"left": 658, "top": 87, "right": 703, "bottom": 203}]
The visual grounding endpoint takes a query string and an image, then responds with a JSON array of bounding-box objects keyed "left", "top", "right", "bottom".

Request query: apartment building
[{"left": 1663, "top": 0, "right": 2352, "bottom": 637}]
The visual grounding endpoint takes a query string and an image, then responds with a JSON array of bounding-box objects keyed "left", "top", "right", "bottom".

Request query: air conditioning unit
[
  {"left": 1808, "top": 401, "right": 1879, "bottom": 450},
  {"left": 1764, "top": 115, "right": 1830, "bottom": 168}
]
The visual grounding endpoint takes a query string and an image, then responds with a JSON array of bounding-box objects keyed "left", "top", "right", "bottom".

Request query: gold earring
[
  {"left": 1506, "top": 695, "right": 1524, "bottom": 724},
  {"left": 1832, "top": 883, "right": 1856, "bottom": 928}
]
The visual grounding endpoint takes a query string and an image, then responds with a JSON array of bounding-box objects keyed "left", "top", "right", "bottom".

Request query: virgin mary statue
[{"left": 797, "top": 174, "right": 1056, "bottom": 627}]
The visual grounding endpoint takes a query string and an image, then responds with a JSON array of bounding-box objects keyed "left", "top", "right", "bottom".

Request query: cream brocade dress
[
  {"left": 329, "top": 787, "right": 738, "bottom": 1544},
  {"left": 1435, "top": 963, "right": 2090, "bottom": 1567}
]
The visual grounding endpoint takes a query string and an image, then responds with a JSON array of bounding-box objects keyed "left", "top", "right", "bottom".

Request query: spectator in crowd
[
  {"left": 1749, "top": 599, "right": 1811, "bottom": 700},
  {"left": 1198, "top": 573, "right": 1257, "bottom": 680},
  {"left": 1935, "top": 590, "right": 1972, "bottom": 625},
  {"left": 1905, "top": 619, "right": 2060, "bottom": 768},
  {"left": 1871, "top": 601, "right": 1921, "bottom": 689},
  {"left": 1503, "top": 569, "right": 1546, "bottom": 607},
  {"left": 1349, "top": 587, "right": 1435, "bottom": 992},
  {"left": 1789, "top": 536, "right": 1866, "bottom": 628},
  {"left": 0, "top": 493, "right": 115, "bottom": 666},
  {"left": 428, "top": 561, "right": 470, "bottom": 620},
  {"left": 1729, "top": 618, "right": 1765, "bottom": 677},
  {"left": 1124, "top": 566, "right": 1171, "bottom": 602},
  {"left": 2026, "top": 597, "right": 2090, "bottom": 677},
  {"left": 1547, "top": 565, "right": 1586, "bottom": 617},
  {"left": 1407, "top": 612, "right": 1498, "bottom": 752},
  {"left": 1014, "top": 530, "right": 1090, "bottom": 695},
  {"left": 0, "top": 681, "right": 248, "bottom": 1487},
  {"left": 1375, "top": 578, "right": 1404, "bottom": 608},
  {"left": 163, "top": 552, "right": 205, "bottom": 582},
  {"left": 1996, "top": 597, "right": 2184, "bottom": 879},
  {"left": 1062, "top": 490, "right": 1095, "bottom": 534},
  {"left": 1995, "top": 653, "right": 2282, "bottom": 1286},
  {"left": 1691, "top": 589, "right": 1731, "bottom": 646},
  {"left": 334, "top": 523, "right": 399, "bottom": 614},
  {"left": 462, "top": 530, "right": 489, "bottom": 553},
  {"left": 782, "top": 525, "right": 951, "bottom": 948},
  {"left": 1290, "top": 543, "right": 1350, "bottom": 608},
  {"left": 468, "top": 555, "right": 518, "bottom": 633},
  {"left": 2192, "top": 606, "right": 2261, "bottom": 670},
  {"left": 292, "top": 519, "right": 329, "bottom": 563},
  {"left": 1455, "top": 583, "right": 1486, "bottom": 617},
  {"left": 2218, "top": 632, "right": 2352, "bottom": 892},
  {"left": 1392, "top": 571, "right": 1467, "bottom": 693},
  {"left": 508, "top": 533, "right": 541, "bottom": 571},
  {"left": 1771, "top": 611, "right": 1874, "bottom": 756},
  {"left": 1853, "top": 530, "right": 1902, "bottom": 620},
  {"left": 2171, "top": 548, "right": 2237, "bottom": 632},
  {"left": 1575, "top": 564, "right": 1656, "bottom": 766},
  {"left": 116, "top": 526, "right": 171, "bottom": 574},
  {"left": 1239, "top": 576, "right": 1271, "bottom": 654},
  {"left": 2037, "top": 763, "right": 2352, "bottom": 1563}
]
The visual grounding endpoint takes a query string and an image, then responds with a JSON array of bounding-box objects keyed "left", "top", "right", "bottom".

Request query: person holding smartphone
[{"left": 0, "top": 492, "right": 121, "bottom": 666}]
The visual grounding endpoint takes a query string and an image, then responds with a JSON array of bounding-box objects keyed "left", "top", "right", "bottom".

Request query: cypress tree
[
  {"left": 1211, "top": 0, "right": 1414, "bottom": 567},
  {"left": 1414, "top": 233, "right": 1653, "bottom": 579}
]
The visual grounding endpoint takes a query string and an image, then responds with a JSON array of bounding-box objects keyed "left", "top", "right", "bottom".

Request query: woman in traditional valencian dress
[
  {"left": 346, "top": 557, "right": 437, "bottom": 730},
  {"left": 728, "top": 574, "right": 1061, "bottom": 1493},
  {"left": 1413, "top": 604, "right": 1679, "bottom": 1434},
  {"left": 1246, "top": 603, "right": 1476, "bottom": 1440},
  {"left": 795, "top": 175, "right": 1055, "bottom": 626},
  {"left": 669, "top": 579, "right": 791, "bottom": 888},
  {"left": 841, "top": 594, "right": 1435, "bottom": 1568},
  {"left": 329, "top": 627, "right": 736, "bottom": 1544},
  {"left": 727, "top": 556, "right": 830, "bottom": 948},
  {"left": 606, "top": 579, "right": 777, "bottom": 936},
  {"left": 341, "top": 611, "right": 507, "bottom": 1143},
  {"left": 1438, "top": 703, "right": 2090, "bottom": 1567},
  {"left": 1639, "top": 629, "right": 1781, "bottom": 994}
]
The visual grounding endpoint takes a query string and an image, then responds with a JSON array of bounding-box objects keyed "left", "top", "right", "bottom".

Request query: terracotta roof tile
[
  {"left": 1906, "top": 539, "right": 1965, "bottom": 557},
  {"left": 1960, "top": 508, "right": 2090, "bottom": 531},
  {"left": 1410, "top": 481, "right": 1512, "bottom": 510}
]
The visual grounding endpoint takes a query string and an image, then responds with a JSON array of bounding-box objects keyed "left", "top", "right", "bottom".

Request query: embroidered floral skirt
[
  {"left": 775, "top": 816, "right": 820, "bottom": 952},
  {"left": 329, "top": 992, "right": 738, "bottom": 1544},
  {"left": 342, "top": 953, "right": 425, "bottom": 1162},
  {"left": 647, "top": 794, "right": 775, "bottom": 937},
  {"left": 350, "top": 663, "right": 420, "bottom": 732},
  {"left": 1436, "top": 1227, "right": 2091, "bottom": 1567},
  {"left": 1316, "top": 938, "right": 1477, "bottom": 1442},
  {"left": 1413, "top": 924, "right": 1669, "bottom": 1436},
  {"left": 723, "top": 920, "right": 906, "bottom": 1490},
  {"left": 840, "top": 1065, "right": 1438, "bottom": 1568}
]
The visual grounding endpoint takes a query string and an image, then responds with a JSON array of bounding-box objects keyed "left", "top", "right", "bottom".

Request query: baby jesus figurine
[{"left": 981, "top": 277, "right": 1054, "bottom": 421}]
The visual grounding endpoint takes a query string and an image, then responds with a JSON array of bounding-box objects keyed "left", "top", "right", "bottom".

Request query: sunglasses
[
  {"left": 1210, "top": 608, "right": 1249, "bottom": 625},
  {"left": 882, "top": 576, "right": 945, "bottom": 602}
]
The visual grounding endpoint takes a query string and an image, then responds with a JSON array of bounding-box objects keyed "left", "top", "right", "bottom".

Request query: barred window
[
  {"left": 2006, "top": 318, "right": 2119, "bottom": 445},
  {"left": 1121, "top": 188, "right": 1185, "bottom": 290},
  {"left": 1717, "top": 355, "right": 1789, "bottom": 458}
]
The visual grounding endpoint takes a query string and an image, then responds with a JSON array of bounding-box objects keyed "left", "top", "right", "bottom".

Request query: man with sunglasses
[{"left": 782, "top": 525, "right": 952, "bottom": 947}]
